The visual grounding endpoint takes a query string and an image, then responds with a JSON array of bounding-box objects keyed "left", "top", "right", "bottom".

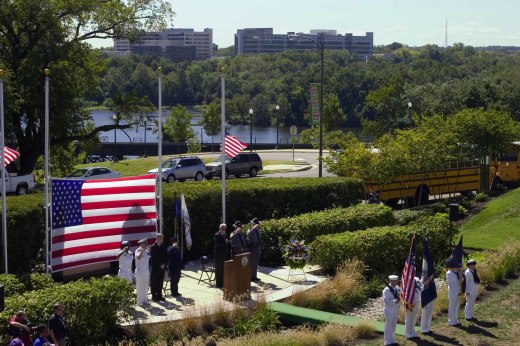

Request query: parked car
[
  {"left": 1, "top": 171, "right": 35, "bottom": 195},
  {"left": 147, "top": 156, "right": 207, "bottom": 182},
  {"left": 205, "top": 152, "right": 263, "bottom": 179},
  {"left": 66, "top": 167, "right": 121, "bottom": 180}
]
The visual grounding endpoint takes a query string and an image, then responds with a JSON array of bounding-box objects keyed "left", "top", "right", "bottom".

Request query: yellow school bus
[
  {"left": 491, "top": 142, "right": 520, "bottom": 187},
  {"left": 365, "top": 159, "right": 482, "bottom": 206}
]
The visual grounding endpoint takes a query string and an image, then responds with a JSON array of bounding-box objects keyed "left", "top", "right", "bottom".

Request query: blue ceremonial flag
[
  {"left": 421, "top": 237, "right": 437, "bottom": 307},
  {"left": 446, "top": 235, "right": 463, "bottom": 269},
  {"left": 174, "top": 196, "right": 181, "bottom": 218}
]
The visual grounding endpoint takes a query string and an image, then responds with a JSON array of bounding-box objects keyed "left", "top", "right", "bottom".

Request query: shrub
[
  {"left": 262, "top": 204, "right": 396, "bottom": 264},
  {"left": 393, "top": 209, "right": 431, "bottom": 226},
  {"left": 0, "top": 276, "right": 134, "bottom": 344},
  {"left": 311, "top": 214, "right": 451, "bottom": 274},
  {"left": 478, "top": 240, "right": 520, "bottom": 285},
  {"left": 286, "top": 259, "right": 368, "bottom": 313},
  {"left": 0, "top": 274, "right": 25, "bottom": 297},
  {"left": 475, "top": 192, "right": 489, "bottom": 203}
]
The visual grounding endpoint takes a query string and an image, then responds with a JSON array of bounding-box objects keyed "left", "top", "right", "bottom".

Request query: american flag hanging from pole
[
  {"left": 50, "top": 174, "right": 157, "bottom": 272},
  {"left": 3, "top": 147, "right": 19, "bottom": 166},
  {"left": 401, "top": 235, "right": 417, "bottom": 311},
  {"left": 224, "top": 131, "right": 247, "bottom": 158}
]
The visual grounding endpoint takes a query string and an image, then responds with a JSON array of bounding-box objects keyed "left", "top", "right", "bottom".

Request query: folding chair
[{"left": 198, "top": 256, "right": 215, "bottom": 286}]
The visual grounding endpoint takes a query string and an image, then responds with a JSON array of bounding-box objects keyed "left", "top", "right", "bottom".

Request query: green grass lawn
[{"left": 462, "top": 188, "right": 520, "bottom": 250}]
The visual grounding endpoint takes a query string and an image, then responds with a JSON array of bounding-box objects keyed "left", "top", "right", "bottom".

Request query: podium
[{"left": 223, "top": 253, "right": 252, "bottom": 301}]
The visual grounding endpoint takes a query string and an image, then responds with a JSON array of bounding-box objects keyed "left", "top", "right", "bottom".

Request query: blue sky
[{"left": 169, "top": 0, "right": 519, "bottom": 48}]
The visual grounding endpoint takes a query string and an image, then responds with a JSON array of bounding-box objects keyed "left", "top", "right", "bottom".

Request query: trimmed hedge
[
  {"left": 311, "top": 214, "right": 451, "bottom": 274},
  {"left": 0, "top": 273, "right": 55, "bottom": 297},
  {"left": 0, "top": 276, "right": 134, "bottom": 344},
  {"left": 261, "top": 204, "right": 396, "bottom": 263},
  {"left": 1, "top": 177, "right": 363, "bottom": 272}
]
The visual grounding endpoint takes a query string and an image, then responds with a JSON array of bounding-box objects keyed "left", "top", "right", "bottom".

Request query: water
[{"left": 92, "top": 109, "right": 297, "bottom": 144}]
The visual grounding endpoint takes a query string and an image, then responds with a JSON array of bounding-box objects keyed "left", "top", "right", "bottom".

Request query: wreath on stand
[{"left": 282, "top": 240, "right": 310, "bottom": 269}]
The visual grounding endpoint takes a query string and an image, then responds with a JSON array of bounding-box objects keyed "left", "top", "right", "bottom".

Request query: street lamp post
[
  {"left": 275, "top": 104, "right": 280, "bottom": 149},
  {"left": 112, "top": 114, "right": 117, "bottom": 161},
  {"left": 289, "top": 34, "right": 324, "bottom": 177},
  {"left": 143, "top": 117, "right": 147, "bottom": 158},
  {"left": 249, "top": 108, "right": 254, "bottom": 152}
]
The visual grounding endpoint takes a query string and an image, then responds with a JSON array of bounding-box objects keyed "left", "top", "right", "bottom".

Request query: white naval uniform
[
  {"left": 135, "top": 247, "right": 150, "bottom": 305},
  {"left": 446, "top": 269, "right": 461, "bottom": 325},
  {"left": 118, "top": 250, "right": 134, "bottom": 284},
  {"left": 405, "top": 277, "right": 424, "bottom": 338},
  {"left": 383, "top": 285, "right": 401, "bottom": 346},
  {"left": 464, "top": 268, "right": 478, "bottom": 319}
]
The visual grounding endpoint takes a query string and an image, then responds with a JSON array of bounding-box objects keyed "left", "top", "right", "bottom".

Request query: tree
[
  {"left": 0, "top": 0, "right": 173, "bottom": 173},
  {"left": 164, "top": 105, "right": 194, "bottom": 142},
  {"left": 199, "top": 99, "right": 221, "bottom": 151},
  {"left": 323, "top": 93, "right": 346, "bottom": 131}
]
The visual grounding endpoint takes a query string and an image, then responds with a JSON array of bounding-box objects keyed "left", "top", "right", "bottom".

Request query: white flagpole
[
  {"left": 44, "top": 69, "right": 50, "bottom": 273},
  {"left": 0, "top": 69, "right": 7, "bottom": 273},
  {"left": 220, "top": 69, "right": 226, "bottom": 224},
  {"left": 157, "top": 67, "right": 163, "bottom": 234}
]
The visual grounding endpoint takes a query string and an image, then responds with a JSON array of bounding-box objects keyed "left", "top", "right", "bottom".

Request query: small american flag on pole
[
  {"left": 401, "top": 235, "right": 417, "bottom": 311},
  {"left": 224, "top": 131, "right": 247, "bottom": 158},
  {"left": 50, "top": 174, "right": 157, "bottom": 272},
  {"left": 3, "top": 147, "right": 19, "bottom": 166}
]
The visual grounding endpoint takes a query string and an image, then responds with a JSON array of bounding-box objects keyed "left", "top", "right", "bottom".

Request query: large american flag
[
  {"left": 401, "top": 236, "right": 417, "bottom": 311},
  {"left": 224, "top": 131, "right": 247, "bottom": 158},
  {"left": 3, "top": 146, "right": 19, "bottom": 166},
  {"left": 51, "top": 174, "right": 157, "bottom": 272}
]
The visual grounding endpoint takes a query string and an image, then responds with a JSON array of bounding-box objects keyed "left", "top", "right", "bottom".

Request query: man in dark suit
[
  {"left": 150, "top": 233, "right": 167, "bottom": 301},
  {"left": 214, "top": 223, "right": 229, "bottom": 288},
  {"left": 167, "top": 237, "right": 182, "bottom": 297}
]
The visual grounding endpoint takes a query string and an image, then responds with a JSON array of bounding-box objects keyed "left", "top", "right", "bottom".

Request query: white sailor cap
[
  {"left": 467, "top": 259, "right": 477, "bottom": 265},
  {"left": 138, "top": 238, "right": 148, "bottom": 244},
  {"left": 388, "top": 275, "right": 399, "bottom": 281}
]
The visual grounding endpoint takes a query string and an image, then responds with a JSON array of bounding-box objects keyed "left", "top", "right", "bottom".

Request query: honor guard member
[
  {"left": 214, "top": 223, "right": 229, "bottom": 288},
  {"left": 135, "top": 238, "right": 151, "bottom": 306},
  {"left": 446, "top": 264, "right": 463, "bottom": 326},
  {"left": 230, "top": 221, "right": 247, "bottom": 255},
  {"left": 383, "top": 275, "right": 401, "bottom": 346},
  {"left": 405, "top": 276, "right": 424, "bottom": 339},
  {"left": 464, "top": 259, "right": 480, "bottom": 320},
  {"left": 117, "top": 241, "right": 134, "bottom": 284}
]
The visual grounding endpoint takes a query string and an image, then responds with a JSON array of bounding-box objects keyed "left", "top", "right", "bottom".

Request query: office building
[
  {"left": 235, "top": 28, "right": 373, "bottom": 59},
  {"left": 114, "top": 28, "right": 213, "bottom": 61}
]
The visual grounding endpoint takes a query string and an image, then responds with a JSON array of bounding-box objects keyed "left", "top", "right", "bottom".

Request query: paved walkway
[{"left": 126, "top": 261, "right": 325, "bottom": 326}]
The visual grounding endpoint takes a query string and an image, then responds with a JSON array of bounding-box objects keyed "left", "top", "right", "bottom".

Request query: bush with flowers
[{"left": 282, "top": 240, "right": 310, "bottom": 269}]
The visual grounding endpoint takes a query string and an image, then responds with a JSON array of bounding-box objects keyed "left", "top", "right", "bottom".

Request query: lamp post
[
  {"left": 143, "top": 117, "right": 147, "bottom": 158},
  {"left": 275, "top": 104, "right": 280, "bottom": 149},
  {"left": 249, "top": 108, "right": 253, "bottom": 152},
  {"left": 112, "top": 114, "right": 117, "bottom": 161},
  {"left": 289, "top": 34, "right": 324, "bottom": 177}
]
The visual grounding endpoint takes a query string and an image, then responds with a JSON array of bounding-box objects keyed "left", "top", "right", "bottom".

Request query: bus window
[{"left": 498, "top": 153, "right": 518, "bottom": 162}]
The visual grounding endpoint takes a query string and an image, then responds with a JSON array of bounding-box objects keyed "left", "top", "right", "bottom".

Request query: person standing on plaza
[
  {"left": 135, "top": 238, "right": 151, "bottom": 306},
  {"left": 167, "top": 237, "right": 182, "bottom": 297},
  {"left": 247, "top": 217, "right": 262, "bottom": 281},
  {"left": 446, "top": 237, "right": 465, "bottom": 326},
  {"left": 464, "top": 259, "right": 480, "bottom": 321},
  {"left": 150, "top": 233, "right": 167, "bottom": 301},
  {"left": 48, "top": 303, "right": 68, "bottom": 346},
  {"left": 214, "top": 223, "right": 229, "bottom": 288},
  {"left": 117, "top": 240, "right": 134, "bottom": 284},
  {"left": 404, "top": 276, "right": 424, "bottom": 339},
  {"left": 383, "top": 275, "right": 401, "bottom": 346},
  {"left": 230, "top": 221, "right": 247, "bottom": 256}
]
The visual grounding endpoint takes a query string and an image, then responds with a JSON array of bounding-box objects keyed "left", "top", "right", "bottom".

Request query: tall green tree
[
  {"left": 0, "top": 0, "right": 173, "bottom": 173},
  {"left": 200, "top": 99, "right": 221, "bottom": 151},
  {"left": 164, "top": 105, "right": 194, "bottom": 142},
  {"left": 323, "top": 93, "right": 347, "bottom": 131}
]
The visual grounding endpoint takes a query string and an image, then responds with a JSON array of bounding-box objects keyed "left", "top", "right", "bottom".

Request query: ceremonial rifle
[{"left": 372, "top": 268, "right": 400, "bottom": 300}]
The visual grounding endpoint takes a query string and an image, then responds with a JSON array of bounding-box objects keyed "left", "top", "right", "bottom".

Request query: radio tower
[{"left": 445, "top": 18, "right": 448, "bottom": 49}]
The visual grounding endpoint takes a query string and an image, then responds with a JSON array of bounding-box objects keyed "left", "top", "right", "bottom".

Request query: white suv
[{"left": 148, "top": 156, "right": 207, "bottom": 183}]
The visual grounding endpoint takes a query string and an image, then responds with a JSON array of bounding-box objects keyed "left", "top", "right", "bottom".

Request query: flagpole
[
  {"left": 157, "top": 67, "right": 163, "bottom": 234},
  {"left": 44, "top": 69, "right": 50, "bottom": 273},
  {"left": 220, "top": 68, "right": 226, "bottom": 224},
  {"left": 180, "top": 192, "right": 184, "bottom": 261},
  {"left": 0, "top": 69, "right": 7, "bottom": 273}
]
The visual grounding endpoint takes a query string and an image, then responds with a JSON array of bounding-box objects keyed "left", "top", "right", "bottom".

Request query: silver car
[
  {"left": 148, "top": 156, "right": 207, "bottom": 183},
  {"left": 66, "top": 167, "right": 121, "bottom": 180}
]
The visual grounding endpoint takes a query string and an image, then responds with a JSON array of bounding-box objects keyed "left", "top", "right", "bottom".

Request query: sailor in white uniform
[
  {"left": 117, "top": 241, "right": 134, "bottom": 284},
  {"left": 134, "top": 238, "right": 151, "bottom": 306},
  {"left": 464, "top": 259, "right": 480, "bottom": 320},
  {"left": 383, "top": 275, "right": 401, "bottom": 346}
]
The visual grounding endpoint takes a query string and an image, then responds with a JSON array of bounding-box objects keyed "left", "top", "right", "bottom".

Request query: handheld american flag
[
  {"left": 401, "top": 235, "right": 417, "bottom": 311},
  {"left": 224, "top": 131, "right": 247, "bottom": 158},
  {"left": 51, "top": 174, "right": 157, "bottom": 272},
  {"left": 3, "top": 147, "right": 19, "bottom": 166}
]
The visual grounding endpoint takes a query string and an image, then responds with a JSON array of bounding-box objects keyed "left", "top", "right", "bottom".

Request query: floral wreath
[{"left": 282, "top": 239, "right": 310, "bottom": 269}]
